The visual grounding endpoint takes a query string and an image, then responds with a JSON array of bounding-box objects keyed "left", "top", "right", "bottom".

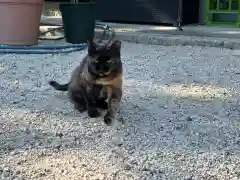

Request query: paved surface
[
  {"left": 1, "top": 42, "right": 240, "bottom": 180},
  {"left": 41, "top": 16, "right": 240, "bottom": 49}
]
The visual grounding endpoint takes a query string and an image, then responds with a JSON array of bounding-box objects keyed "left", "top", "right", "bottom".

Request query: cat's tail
[{"left": 48, "top": 80, "right": 69, "bottom": 91}]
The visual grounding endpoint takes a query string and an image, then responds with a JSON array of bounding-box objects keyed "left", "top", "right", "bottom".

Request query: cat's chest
[{"left": 86, "top": 84, "right": 106, "bottom": 97}]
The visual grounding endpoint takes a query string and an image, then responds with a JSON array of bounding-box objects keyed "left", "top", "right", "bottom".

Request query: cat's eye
[
  {"left": 106, "top": 60, "right": 112, "bottom": 64},
  {"left": 92, "top": 59, "right": 98, "bottom": 63}
]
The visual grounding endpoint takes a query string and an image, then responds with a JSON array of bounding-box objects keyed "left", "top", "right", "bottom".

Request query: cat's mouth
[{"left": 99, "top": 69, "right": 112, "bottom": 77}]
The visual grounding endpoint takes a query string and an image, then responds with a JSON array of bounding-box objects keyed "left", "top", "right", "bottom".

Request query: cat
[
  {"left": 48, "top": 39, "right": 123, "bottom": 125},
  {"left": 49, "top": 69, "right": 109, "bottom": 118}
]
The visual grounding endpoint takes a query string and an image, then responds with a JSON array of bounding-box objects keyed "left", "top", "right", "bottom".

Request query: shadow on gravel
[
  {"left": 1, "top": 80, "right": 240, "bottom": 179},
  {"left": 1, "top": 79, "right": 239, "bottom": 149}
]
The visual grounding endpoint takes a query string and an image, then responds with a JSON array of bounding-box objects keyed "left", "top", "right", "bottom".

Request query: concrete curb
[
  {"left": 40, "top": 16, "right": 240, "bottom": 50},
  {"left": 95, "top": 31, "right": 240, "bottom": 50}
]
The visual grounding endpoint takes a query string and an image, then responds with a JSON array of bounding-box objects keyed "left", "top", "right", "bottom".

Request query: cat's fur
[{"left": 48, "top": 40, "right": 123, "bottom": 125}]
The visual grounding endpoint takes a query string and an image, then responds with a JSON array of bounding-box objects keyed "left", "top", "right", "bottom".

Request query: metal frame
[
  {"left": 205, "top": 0, "right": 240, "bottom": 27},
  {"left": 177, "top": 0, "right": 184, "bottom": 30}
]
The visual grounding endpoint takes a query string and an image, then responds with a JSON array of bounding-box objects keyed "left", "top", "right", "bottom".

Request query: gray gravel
[{"left": 1, "top": 42, "right": 240, "bottom": 180}]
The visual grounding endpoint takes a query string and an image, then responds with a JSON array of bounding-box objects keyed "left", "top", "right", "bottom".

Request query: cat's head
[{"left": 87, "top": 40, "right": 122, "bottom": 78}]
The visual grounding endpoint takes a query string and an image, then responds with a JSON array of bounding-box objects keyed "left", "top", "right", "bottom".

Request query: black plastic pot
[{"left": 59, "top": 2, "right": 96, "bottom": 44}]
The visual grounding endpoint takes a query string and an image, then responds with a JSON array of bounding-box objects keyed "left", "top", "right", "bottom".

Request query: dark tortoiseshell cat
[{"left": 49, "top": 40, "right": 123, "bottom": 125}]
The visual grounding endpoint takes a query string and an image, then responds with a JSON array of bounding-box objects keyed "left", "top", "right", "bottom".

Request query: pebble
[
  {"left": 122, "top": 162, "right": 132, "bottom": 170},
  {"left": 54, "top": 144, "right": 61, "bottom": 150},
  {"left": 56, "top": 132, "right": 64, "bottom": 138},
  {"left": 186, "top": 116, "right": 193, "bottom": 121},
  {"left": 10, "top": 151, "right": 19, "bottom": 156}
]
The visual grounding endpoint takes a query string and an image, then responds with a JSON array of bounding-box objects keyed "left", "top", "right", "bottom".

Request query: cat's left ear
[
  {"left": 87, "top": 40, "right": 97, "bottom": 55},
  {"left": 109, "top": 40, "right": 121, "bottom": 53}
]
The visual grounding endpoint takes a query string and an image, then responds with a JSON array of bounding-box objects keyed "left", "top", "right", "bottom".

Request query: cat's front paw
[
  {"left": 103, "top": 113, "right": 113, "bottom": 125},
  {"left": 88, "top": 109, "right": 101, "bottom": 118},
  {"left": 98, "top": 101, "right": 109, "bottom": 110},
  {"left": 94, "top": 97, "right": 109, "bottom": 110}
]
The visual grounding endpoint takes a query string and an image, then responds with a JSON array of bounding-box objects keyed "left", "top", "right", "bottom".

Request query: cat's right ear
[{"left": 87, "top": 40, "right": 97, "bottom": 55}]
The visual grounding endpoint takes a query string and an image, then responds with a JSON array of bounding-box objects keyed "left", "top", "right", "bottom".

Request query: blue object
[{"left": 0, "top": 43, "right": 88, "bottom": 54}]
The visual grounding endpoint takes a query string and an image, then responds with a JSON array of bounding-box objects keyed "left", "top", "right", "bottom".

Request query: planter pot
[
  {"left": 0, "top": 0, "right": 44, "bottom": 46},
  {"left": 59, "top": 2, "right": 96, "bottom": 44}
]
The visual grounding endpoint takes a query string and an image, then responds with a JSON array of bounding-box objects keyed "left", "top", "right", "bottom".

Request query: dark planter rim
[{"left": 59, "top": 2, "right": 96, "bottom": 5}]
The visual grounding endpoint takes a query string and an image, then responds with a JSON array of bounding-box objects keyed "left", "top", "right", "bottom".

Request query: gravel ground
[{"left": 0, "top": 42, "right": 240, "bottom": 180}]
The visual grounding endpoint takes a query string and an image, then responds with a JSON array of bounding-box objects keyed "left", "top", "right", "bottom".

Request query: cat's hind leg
[{"left": 70, "top": 91, "right": 87, "bottom": 113}]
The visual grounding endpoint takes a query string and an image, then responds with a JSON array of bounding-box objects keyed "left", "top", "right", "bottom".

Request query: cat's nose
[{"left": 99, "top": 69, "right": 105, "bottom": 73}]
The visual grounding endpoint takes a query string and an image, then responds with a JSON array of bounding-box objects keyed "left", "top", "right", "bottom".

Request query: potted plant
[
  {"left": 59, "top": 0, "right": 96, "bottom": 44},
  {"left": 0, "top": 0, "right": 44, "bottom": 46}
]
